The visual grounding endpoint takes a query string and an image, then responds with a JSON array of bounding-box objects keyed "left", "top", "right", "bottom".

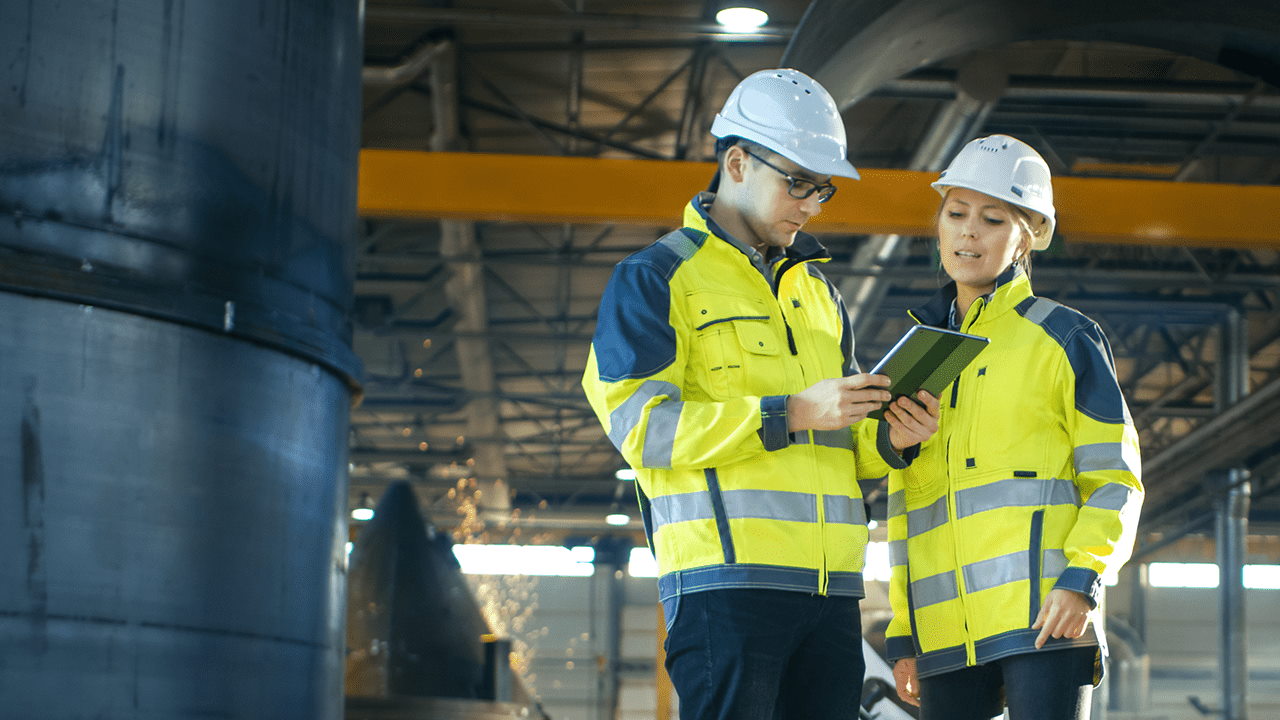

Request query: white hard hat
[
  {"left": 710, "top": 68, "right": 859, "bottom": 180},
  {"left": 932, "top": 134, "right": 1056, "bottom": 250}
]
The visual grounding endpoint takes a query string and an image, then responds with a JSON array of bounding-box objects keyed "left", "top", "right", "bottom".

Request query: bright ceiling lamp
[
  {"left": 615, "top": 468, "right": 637, "bottom": 481},
  {"left": 605, "top": 513, "right": 631, "bottom": 526},
  {"left": 715, "top": 7, "right": 769, "bottom": 33},
  {"left": 351, "top": 492, "right": 375, "bottom": 522}
]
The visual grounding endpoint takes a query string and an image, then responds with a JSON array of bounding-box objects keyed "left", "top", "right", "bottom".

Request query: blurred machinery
[{"left": 346, "top": 481, "right": 549, "bottom": 720}]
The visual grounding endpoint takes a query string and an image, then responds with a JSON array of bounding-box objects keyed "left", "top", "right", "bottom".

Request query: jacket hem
[
  {"left": 915, "top": 626, "right": 1100, "bottom": 678},
  {"left": 657, "top": 564, "right": 864, "bottom": 601}
]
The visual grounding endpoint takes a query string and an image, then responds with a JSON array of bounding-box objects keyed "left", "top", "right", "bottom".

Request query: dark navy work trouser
[
  {"left": 919, "top": 645, "right": 1097, "bottom": 720},
  {"left": 663, "top": 588, "right": 864, "bottom": 720}
]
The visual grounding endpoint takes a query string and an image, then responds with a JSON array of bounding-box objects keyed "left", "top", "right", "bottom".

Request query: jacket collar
[
  {"left": 910, "top": 264, "right": 1032, "bottom": 328},
  {"left": 684, "top": 192, "right": 831, "bottom": 267}
]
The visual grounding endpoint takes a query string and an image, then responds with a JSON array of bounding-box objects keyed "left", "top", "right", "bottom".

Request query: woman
[{"left": 880, "top": 135, "right": 1144, "bottom": 720}]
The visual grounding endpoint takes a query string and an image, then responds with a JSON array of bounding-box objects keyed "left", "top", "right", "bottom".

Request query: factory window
[
  {"left": 452, "top": 544, "right": 597, "bottom": 577},
  {"left": 1147, "top": 562, "right": 1280, "bottom": 589}
]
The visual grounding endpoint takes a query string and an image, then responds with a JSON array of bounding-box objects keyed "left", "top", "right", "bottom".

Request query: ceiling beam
[
  {"left": 365, "top": 6, "right": 794, "bottom": 38},
  {"left": 358, "top": 150, "right": 1280, "bottom": 249}
]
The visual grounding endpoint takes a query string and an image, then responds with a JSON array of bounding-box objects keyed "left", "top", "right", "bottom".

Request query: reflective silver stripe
[
  {"left": 823, "top": 495, "right": 867, "bottom": 525},
  {"left": 955, "top": 478, "right": 1079, "bottom": 518},
  {"left": 889, "top": 540, "right": 908, "bottom": 568},
  {"left": 607, "top": 380, "right": 681, "bottom": 451},
  {"left": 658, "top": 230, "right": 700, "bottom": 259},
  {"left": 643, "top": 400, "right": 683, "bottom": 468},
  {"left": 722, "top": 489, "right": 817, "bottom": 523},
  {"left": 649, "top": 491, "right": 714, "bottom": 530},
  {"left": 1075, "top": 442, "right": 1138, "bottom": 475},
  {"left": 651, "top": 488, "right": 828, "bottom": 529},
  {"left": 963, "top": 551, "right": 1031, "bottom": 593},
  {"left": 810, "top": 429, "right": 855, "bottom": 451},
  {"left": 1023, "top": 297, "right": 1060, "bottom": 326},
  {"left": 907, "top": 495, "right": 949, "bottom": 537},
  {"left": 907, "top": 550, "right": 1075, "bottom": 605},
  {"left": 1084, "top": 483, "right": 1137, "bottom": 512},
  {"left": 912, "top": 570, "right": 959, "bottom": 608},
  {"left": 887, "top": 490, "right": 906, "bottom": 519},
  {"left": 1042, "top": 548, "right": 1068, "bottom": 579}
]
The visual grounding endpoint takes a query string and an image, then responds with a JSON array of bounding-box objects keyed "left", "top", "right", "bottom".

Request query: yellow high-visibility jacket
[
  {"left": 583, "top": 194, "right": 905, "bottom": 615},
  {"left": 884, "top": 266, "right": 1143, "bottom": 679}
]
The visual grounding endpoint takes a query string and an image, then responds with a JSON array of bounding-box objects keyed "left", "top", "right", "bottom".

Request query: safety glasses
[{"left": 742, "top": 149, "right": 838, "bottom": 203}]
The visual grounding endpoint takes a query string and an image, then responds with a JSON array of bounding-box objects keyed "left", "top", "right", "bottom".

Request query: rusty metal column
[
  {"left": 428, "top": 40, "right": 512, "bottom": 514},
  {"left": 0, "top": 1, "right": 362, "bottom": 717},
  {"left": 1216, "top": 306, "right": 1251, "bottom": 720}
]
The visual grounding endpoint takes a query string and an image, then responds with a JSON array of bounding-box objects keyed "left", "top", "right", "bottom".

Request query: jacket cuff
[
  {"left": 876, "top": 421, "right": 918, "bottom": 469},
  {"left": 1054, "top": 567, "right": 1102, "bottom": 609},
  {"left": 760, "top": 395, "right": 790, "bottom": 452},
  {"left": 885, "top": 635, "right": 916, "bottom": 663}
]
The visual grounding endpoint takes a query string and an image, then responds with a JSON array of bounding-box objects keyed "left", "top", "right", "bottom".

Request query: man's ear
[{"left": 722, "top": 145, "right": 749, "bottom": 184}]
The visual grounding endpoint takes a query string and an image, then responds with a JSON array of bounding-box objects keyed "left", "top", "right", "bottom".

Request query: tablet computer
[{"left": 867, "top": 325, "right": 989, "bottom": 421}]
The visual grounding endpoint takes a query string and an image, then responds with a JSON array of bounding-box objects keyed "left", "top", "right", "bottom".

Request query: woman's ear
[{"left": 1016, "top": 235, "right": 1032, "bottom": 263}]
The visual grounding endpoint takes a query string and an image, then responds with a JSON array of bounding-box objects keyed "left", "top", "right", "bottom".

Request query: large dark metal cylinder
[{"left": 0, "top": 1, "right": 362, "bottom": 718}]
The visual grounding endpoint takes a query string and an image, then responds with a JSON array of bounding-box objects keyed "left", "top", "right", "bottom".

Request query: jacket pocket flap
[{"left": 732, "top": 318, "right": 781, "bottom": 355}]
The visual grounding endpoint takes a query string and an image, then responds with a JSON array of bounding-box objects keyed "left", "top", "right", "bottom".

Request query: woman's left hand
[
  {"left": 1032, "top": 588, "right": 1092, "bottom": 649},
  {"left": 885, "top": 391, "right": 940, "bottom": 451}
]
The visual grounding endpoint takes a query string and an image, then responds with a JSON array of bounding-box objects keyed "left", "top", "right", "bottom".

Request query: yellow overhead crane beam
[{"left": 359, "top": 150, "right": 1280, "bottom": 249}]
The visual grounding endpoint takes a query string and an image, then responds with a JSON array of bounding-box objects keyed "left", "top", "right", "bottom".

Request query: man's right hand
[
  {"left": 893, "top": 657, "right": 920, "bottom": 707},
  {"left": 787, "top": 374, "right": 891, "bottom": 432}
]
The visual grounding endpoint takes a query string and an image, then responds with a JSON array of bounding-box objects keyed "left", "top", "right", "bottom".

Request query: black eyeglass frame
[{"left": 741, "top": 149, "right": 838, "bottom": 203}]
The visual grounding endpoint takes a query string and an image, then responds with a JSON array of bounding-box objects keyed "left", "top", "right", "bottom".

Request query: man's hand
[
  {"left": 883, "top": 391, "right": 940, "bottom": 451},
  {"left": 787, "top": 374, "right": 891, "bottom": 432},
  {"left": 1032, "top": 588, "right": 1092, "bottom": 649},
  {"left": 893, "top": 657, "right": 920, "bottom": 707}
]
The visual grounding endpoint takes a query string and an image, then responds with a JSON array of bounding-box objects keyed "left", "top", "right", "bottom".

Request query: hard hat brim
[{"left": 711, "top": 115, "right": 860, "bottom": 181}]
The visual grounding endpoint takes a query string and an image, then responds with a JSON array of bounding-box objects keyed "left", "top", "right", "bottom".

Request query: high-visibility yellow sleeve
[{"left": 1055, "top": 322, "right": 1145, "bottom": 606}]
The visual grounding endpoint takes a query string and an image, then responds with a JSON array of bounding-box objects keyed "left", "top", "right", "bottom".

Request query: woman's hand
[
  {"left": 1032, "top": 588, "right": 1092, "bottom": 649},
  {"left": 893, "top": 657, "right": 921, "bottom": 707},
  {"left": 884, "top": 391, "right": 940, "bottom": 451}
]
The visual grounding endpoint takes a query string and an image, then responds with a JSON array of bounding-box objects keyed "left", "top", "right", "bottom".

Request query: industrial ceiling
[{"left": 350, "top": 0, "right": 1280, "bottom": 544}]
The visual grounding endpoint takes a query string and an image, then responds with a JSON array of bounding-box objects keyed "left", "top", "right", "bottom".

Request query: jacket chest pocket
[{"left": 689, "top": 292, "right": 782, "bottom": 399}]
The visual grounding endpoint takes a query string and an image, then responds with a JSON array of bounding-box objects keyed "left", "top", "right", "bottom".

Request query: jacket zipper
[
  {"left": 959, "top": 298, "right": 986, "bottom": 467},
  {"left": 774, "top": 257, "right": 828, "bottom": 593},
  {"left": 773, "top": 258, "right": 802, "bottom": 356}
]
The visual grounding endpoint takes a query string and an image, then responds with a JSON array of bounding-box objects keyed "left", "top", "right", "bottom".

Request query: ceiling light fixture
[
  {"left": 351, "top": 492, "right": 375, "bottom": 521},
  {"left": 715, "top": 7, "right": 769, "bottom": 33},
  {"left": 605, "top": 513, "right": 631, "bottom": 526},
  {"left": 615, "top": 468, "right": 637, "bottom": 481}
]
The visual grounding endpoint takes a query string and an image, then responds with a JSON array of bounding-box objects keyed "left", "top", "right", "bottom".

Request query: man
[{"left": 582, "top": 68, "right": 940, "bottom": 720}]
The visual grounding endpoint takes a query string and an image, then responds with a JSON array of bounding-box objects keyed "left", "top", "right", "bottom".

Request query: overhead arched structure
[{"left": 782, "top": 0, "right": 1280, "bottom": 109}]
